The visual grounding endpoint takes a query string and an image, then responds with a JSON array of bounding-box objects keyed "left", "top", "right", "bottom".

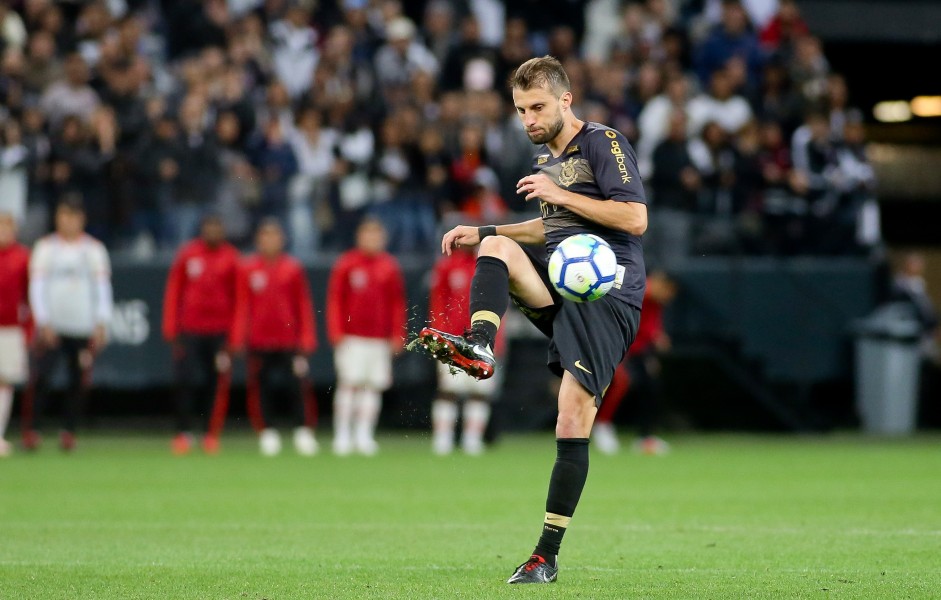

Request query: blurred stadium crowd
[{"left": 0, "top": 0, "right": 881, "bottom": 262}]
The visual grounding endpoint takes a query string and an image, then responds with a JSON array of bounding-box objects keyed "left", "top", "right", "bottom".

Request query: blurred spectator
[
  {"left": 373, "top": 16, "right": 438, "bottom": 90},
  {"left": 212, "top": 110, "right": 255, "bottom": 245},
  {"left": 755, "top": 118, "right": 804, "bottom": 255},
  {"left": 832, "top": 109, "right": 879, "bottom": 253},
  {"left": 269, "top": 4, "right": 318, "bottom": 99},
  {"left": 0, "top": 118, "right": 28, "bottom": 224},
  {"left": 47, "top": 111, "right": 116, "bottom": 241},
  {"left": 754, "top": 57, "right": 805, "bottom": 137},
  {"left": 287, "top": 106, "right": 337, "bottom": 257},
  {"left": 439, "top": 15, "right": 498, "bottom": 92},
  {"left": 687, "top": 65, "right": 753, "bottom": 137},
  {"left": 647, "top": 109, "right": 699, "bottom": 267},
  {"left": 230, "top": 219, "right": 318, "bottom": 456},
  {"left": 0, "top": 212, "right": 30, "bottom": 457},
  {"left": 162, "top": 215, "right": 240, "bottom": 455},
  {"left": 889, "top": 252, "right": 941, "bottom": 423},
  {"left": 131, "top": 114, "right": 182, "bottom": 249},
  {"left": 0, "top": 1, "right": 27, "bottom": 50},
  {"left": 174, "top": 94, "right": 220, "bottom": 246},
  {"left": 759, "top": 0, "right": 809, "bottom": 57},
  {"left": 694, "top": 0, "right": 765, "bottom": 88},
  {"left": 22, "top": 30, "right": 61, "bottom": 94},
  {"left": 327, "top": 218, "right": 406, "bottom": 456},
  {"left": 18, "top": 106, "right": 51, "bottom": 245},
  {"left": 636, "top": 71, "right": 694, "bottom": 178},
  {"left": 40, "top": 53, "right": 100, "bottom": 129},
  {"left": 789, "top": 34, "right": 829, "bottom": 101},
  {"left": 25, "top": 198, "right": 112, "bottom": 452},
  {"left": 249, "top": 117, "right": 298, "bottom": 232},
  {"left": 790, "top": 108, "right": 844, "bottom": 254},
  {"left": 421, "top": 0, "right": 458, "bottom": 65}
]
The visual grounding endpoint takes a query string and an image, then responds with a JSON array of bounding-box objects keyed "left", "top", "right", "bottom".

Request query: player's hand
[
  {"left": 39, "top": 326, "right": 59, "bottom": 349},
  {"left": 516, "top": 173, "right": 566, "bottom": 204},
  {"left": 292, "top": 354, "right": 309, "bottom": 378},
  {"left": 441, "top": 225, "right": 480, "bottom": 256},
  {"left": 215, "top": 351, "right": 232, "bottom": 373},
  {"left": 90, "top": 324, "right": 108, "bottom": 353}
]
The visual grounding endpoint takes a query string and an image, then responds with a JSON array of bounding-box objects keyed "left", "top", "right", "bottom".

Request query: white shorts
[
  {"left": 334, "top": 336, "right": 392, "bottom": 391},
  {"left": 0, "top": 327, "right": 28, "bottom": 385},
  {"left": 436, "top": 361, "right": 498, "bottom": 398}
]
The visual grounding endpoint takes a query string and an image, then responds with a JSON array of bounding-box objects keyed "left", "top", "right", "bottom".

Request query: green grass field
[{"left": 2, "top": 432, "right": 940, "bottom": 599}]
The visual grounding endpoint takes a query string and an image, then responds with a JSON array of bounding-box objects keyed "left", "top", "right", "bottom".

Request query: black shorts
[{"left": 512, "top": 244, "right": 641, "bottom": 405}]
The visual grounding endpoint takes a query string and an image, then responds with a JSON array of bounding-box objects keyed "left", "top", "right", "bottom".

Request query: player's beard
[{"left": 526, "top": 111, "right": 565, "bottom": 145}]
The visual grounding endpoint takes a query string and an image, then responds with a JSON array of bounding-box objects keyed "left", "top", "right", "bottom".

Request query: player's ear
[{"left": 560, "top": 91, "right": 573, "bottom": 111}]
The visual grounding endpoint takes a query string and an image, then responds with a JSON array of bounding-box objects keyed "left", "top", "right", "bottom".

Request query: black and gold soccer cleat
[
  {"left": 416, "top": 327, "right": 495, "bottom": 380},
  {"left": 506, "top": 555, "right": 558, "bottom": 584}
]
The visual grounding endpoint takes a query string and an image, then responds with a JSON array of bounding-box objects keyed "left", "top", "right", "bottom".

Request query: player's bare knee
[
  {"left": 556, "top": 410, "right": 592, "bottom": 439},
  {"left": 478, "top": 235, "right": 515, "bottom": 261}
]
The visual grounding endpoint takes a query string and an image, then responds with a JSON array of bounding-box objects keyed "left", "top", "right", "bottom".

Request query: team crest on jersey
[
  {"left": 350, "top": 268, "right": 368, "bottom": 289},
  {"left": 186, "top": 257, "right": 205, "bottom": 279},
  {"left": 565, "top": 144, "right": 579, "bottom": 155},
  {"left": 536, "top": 154, "right": 549, "bottom": 165},
  {"left": 249, "top": 271, "right": 268, "bottom": 292},
  {"left": 558, "top": 157, "right": 578, "bottom": 187}
]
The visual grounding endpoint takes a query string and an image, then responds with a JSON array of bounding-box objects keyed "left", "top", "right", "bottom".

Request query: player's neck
[{"left": 546, "top": 117, "right": 584, "bottom": 157}]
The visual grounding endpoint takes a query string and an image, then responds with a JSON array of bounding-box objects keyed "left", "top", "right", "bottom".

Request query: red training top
[
  {"left": 230, "top": 253, "right": 317, "bottom": 353},
  {"left": 326, "top": 249, "right": 406, "bottom": 346},
  {"left": 162, "top": 240, "right": 240, "bottom": 339},
  {"left": 630, "top": 288, "right": 663, "bottom": 356},
  {"left": 0, "top": 242, "right": 30, "bottom": 327}
]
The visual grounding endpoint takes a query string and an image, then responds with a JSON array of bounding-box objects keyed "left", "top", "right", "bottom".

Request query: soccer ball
[{"left": 548, "top": 234, "right": 618, "bottom": 302}]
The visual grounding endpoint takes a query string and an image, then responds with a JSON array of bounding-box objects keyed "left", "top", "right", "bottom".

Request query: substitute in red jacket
[
  {"left": 231, "top": 219, "right": 318, "bottom": 456},
  {"left": 162, "top": 215, "right": 239, "bottom": 455},
  {"left": 427, "top": 246, "right": 503, "bottom": 456},
  {"left": 0, "top": 212, "right": 30, "bottom": 457},
  {"left": 326, "top": 218, "right": 406, "bottom": 456},
  {"left": 595, "top": 269, "right": 678, "bottom": 456}
]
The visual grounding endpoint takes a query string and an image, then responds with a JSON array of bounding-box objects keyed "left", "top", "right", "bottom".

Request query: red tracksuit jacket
[
  {"left": 428, "top": 250, "right": 505, "bottom": 355},
  {"left": 230, "top": 253, "right": 317, "bottom": 353},
  {"left": 326, "top": 249, "right": 406, "bottom": 346},
  {"left": 0, "top": 242, "right": 30, "bottom": 328},
  {"left": 162, "top": 240, "right": 240, "bottom": 339}
]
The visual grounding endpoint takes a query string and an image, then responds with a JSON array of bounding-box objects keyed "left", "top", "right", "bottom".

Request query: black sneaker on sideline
[
  {"left": 506, "top": 554, "right": 558, "bottom": 584},
  {"left": 416, "top": 327, "right": 495, "bottom": 380}
]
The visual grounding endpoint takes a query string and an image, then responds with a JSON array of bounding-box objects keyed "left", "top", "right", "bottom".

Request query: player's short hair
[
  {"left": 256, "top": 216, "right": 284, "bottom": 234},
  {"left": 509, "top": 55, "right": 570, "bottom": 96},
  {"left": 56, "top": 194, "right": 86, "bottom": 214}
]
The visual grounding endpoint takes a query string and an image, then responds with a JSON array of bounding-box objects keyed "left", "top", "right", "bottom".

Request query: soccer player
[
  {"left": 327, "top": 218, "right": 406, "bottom": 456},
  {"left": 26, "top": 197, "right": 113, "bottom": 451},
  {"left": 593, "top": 269, "right": 678, "bottom": 456},
  {"left": 162, "top": 215, "right": 240, "bottom": 455},
  {"left": 0, "top": 213, "right": 30, "bottom": 457},
  {"left": 416, "top": 56, "right": 647, "bottom": 583},
  {"left": 230, "top": 219, "right": 318, "bottom": 456},
  {"left": 427, "top": 245, "right": 501, "bottom": 456}
]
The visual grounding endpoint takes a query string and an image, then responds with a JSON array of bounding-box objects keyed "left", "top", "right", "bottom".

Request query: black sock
[
  {"left": 469, "top": 256, "right": 509, "bottom": 346},
  {"left": 534, "top": 438, "right": 590, "bottom": 562}
]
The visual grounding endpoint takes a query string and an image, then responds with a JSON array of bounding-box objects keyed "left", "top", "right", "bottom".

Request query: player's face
[
  {"left": 513, "top": 85, "right": 568, "bottom": 145},
  {"left": 256, "top": 226, "right": 284, "bottom": 257},
  {"left": 201, "top": 220, "right": 225, "bottom": 245},
  {"left": 55, "top": 207, "right": 85, "bottom": 238},
  {"left": 356, "top": 222, "right": 387, "bottom": 254},
  {"left": 0, "top": 215, "right": 15, "bottom": 246}
]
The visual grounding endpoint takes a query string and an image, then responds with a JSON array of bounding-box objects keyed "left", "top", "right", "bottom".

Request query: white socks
[
  {"left": 432, "top": 398, "right": 491, "bottom": 455},
  {"left": 334, "top": 385, "right": 381, "bottom": 455},
  {"left": 432, "top": 400, "right": 458, "bottom": 455}
]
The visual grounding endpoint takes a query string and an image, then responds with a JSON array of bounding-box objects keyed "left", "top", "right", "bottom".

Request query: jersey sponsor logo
[
  {"left": 249, "top": 271, "right": 268, "bottom": 292},
  {"left": 350, "top": 268, "right": 368, "bottom": 289},
  {"left": 186, "top": 257, "right": 205, "bottom": 279},
  {"left": 609, "top": 139, "right": 632, "bottom": 184},
  {"left": 605, "top": 130, "right": 616, "bottom": 139},
  {"left": 537, "top": 154, "right": 549, "bottom": 165},
  {"left": 558, "top": 157, "right": 578, "bottom": 187},
  {"left": 574, "top": 359, "right": 593, "bottom": 375}
]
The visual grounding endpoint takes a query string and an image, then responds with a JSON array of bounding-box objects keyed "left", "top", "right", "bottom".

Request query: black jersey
[{"left": 531, "top": 121, "right": 647, "bottom": 309}]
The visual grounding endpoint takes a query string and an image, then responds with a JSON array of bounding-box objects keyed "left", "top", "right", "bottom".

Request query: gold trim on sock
[
  {"left": 471, "top": 310, "right": 502, "bottom": 329},
  {"left": 544, "top": 512, "right": 572, "bottom": 529}
]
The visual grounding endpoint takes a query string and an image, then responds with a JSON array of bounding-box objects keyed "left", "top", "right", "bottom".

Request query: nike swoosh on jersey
[{"left": 574, "top": 360, "right": 592, "bottom": 375}]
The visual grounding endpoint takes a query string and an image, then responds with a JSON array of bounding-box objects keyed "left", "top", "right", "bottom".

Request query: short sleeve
[
  {"left": 92, "top": 241, "right": 111, "bottom": 276},
  {"left": 585, "top": 128, "right": 646, "bottom": 204}
]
